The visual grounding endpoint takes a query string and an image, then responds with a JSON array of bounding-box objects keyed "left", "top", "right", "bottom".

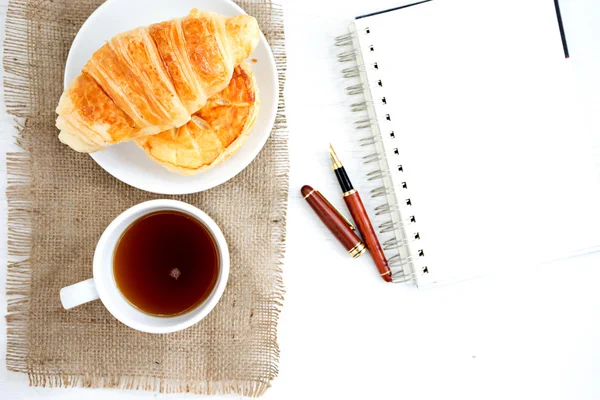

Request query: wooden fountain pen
[
  {"left": 301, "top": 186, "right": 367, "bottom": 259},
  {"left": 329, "top": 144, "right": 392, "bottom": 282}
]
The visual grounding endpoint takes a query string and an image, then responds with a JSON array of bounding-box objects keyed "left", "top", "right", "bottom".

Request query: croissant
[
  {"left": 56, "top": 9, "right": 260, "bottom": 152},
  {"left": 135, "top": 62, "right": 258, "bottom": 175}
]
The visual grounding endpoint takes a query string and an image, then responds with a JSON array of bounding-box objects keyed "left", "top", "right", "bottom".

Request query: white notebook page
[{"left": 353, "top": 0, "right": 600, "bottom": 284}]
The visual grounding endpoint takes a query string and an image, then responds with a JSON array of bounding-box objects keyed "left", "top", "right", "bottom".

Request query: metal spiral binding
[
  {"left": 388, "top": 254, "right": 420, "bottom": 267},
  {"left": 335, "top": 33, "right": 354, "bottom": 47},
  {"left": 370, "top": 185, "right": 392, "bottom": 197},
  {"left": 342, "top": 66, "right": 362, "bottom": 78},
  {"left": 355, "top": 119, "right": 374, "bottom": 130},
  {"left": 359, "top": 136, "right": 378, "bottom": 147},
  {"left": 374, "top": 203, "right": 399, "bottom": 215},
  {"left": 347, "top": 84, "right": 365, "bottom": 96},
  {"left": 362, "top": 153, "right": 381, "bottom": 164},
  {"left": 367, "top": 170, "right": 389, "bottom": 181},
  {"left": 338, "top": 50, "right": 358, "bottom": 62},
  {"left": 351, "top": 102, "right": 369, "bottom": 112},
  {"left": 383, "top": 232, "right": 421, "bottom": 250},
  {"left": 336, "top": 28, "right": 428, "bottom": 284}
]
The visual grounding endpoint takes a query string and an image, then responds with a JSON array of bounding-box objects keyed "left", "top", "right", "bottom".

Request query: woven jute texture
[{"left": 3, "top": 0, "right": 287, "bottom": 396}]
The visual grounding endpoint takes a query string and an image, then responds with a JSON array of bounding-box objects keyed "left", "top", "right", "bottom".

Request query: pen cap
[{"left": 301, "top": 185, "right": 366, "bottom": 259}]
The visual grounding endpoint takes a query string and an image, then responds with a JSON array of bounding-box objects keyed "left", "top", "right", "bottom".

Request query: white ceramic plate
[{"left": 64, "top": 0, "right": 278, "bottom": 194}]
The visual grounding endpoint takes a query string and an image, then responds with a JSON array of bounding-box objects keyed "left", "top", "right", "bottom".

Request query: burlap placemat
[{"left": 4, "top": 0, "right": 287, "bottom": 396}]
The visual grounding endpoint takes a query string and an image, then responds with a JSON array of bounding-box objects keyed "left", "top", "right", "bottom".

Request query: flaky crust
[
  {"left": 56, "top": 10, "right": 259, "bottom": 153},
  {"left": 134, "top": 62, "right": 259, "bottom": 175}
]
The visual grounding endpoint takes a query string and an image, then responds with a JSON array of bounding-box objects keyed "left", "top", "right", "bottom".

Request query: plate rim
[{"left": 63, "top": 0, "right": 278, "bottom": 195}]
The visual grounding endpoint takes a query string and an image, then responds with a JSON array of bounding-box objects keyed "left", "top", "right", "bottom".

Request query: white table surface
[{"left": 2, "top": 0, "right": 600, "bottom": 399}]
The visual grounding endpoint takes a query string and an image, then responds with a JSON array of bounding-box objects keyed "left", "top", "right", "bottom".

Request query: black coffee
[{"left": 113, "top": 210, "right": 219, "bottom": 316}]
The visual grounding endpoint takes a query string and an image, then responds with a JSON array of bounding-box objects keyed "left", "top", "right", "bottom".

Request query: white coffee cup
[{"left": 60, "top": 199, "right": 230, "bottom": 334}]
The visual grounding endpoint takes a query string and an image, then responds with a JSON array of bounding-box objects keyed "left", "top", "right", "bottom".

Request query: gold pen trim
[
  {"left": 303, "top": 189, "right": 316, "bottom": 200},
  {"left": 343, "top": 189, "right": 357, "bottom": 197},
  {"left": 349, "top": 242, "right": 367, "bottom": 258},
  {"left": 317, "top": 190, "right": 356, "bottom": 230}
]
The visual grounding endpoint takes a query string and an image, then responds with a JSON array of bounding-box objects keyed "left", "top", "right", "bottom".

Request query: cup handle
[{"left": 60, "top": 278, "right": 99, "bottom": 310}]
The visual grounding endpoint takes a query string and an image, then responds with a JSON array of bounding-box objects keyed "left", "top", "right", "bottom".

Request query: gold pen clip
[{"left": 316, "top": 190, "right": 356, "bottom": 231}]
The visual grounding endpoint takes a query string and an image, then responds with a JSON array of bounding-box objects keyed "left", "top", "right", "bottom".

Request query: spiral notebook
[{"left": 336, "top": 0, "right": 600, "bottom": 286}]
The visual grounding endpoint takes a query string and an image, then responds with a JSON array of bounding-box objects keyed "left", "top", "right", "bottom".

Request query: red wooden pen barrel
[
  {"left": 343, "top": 191, "right": 392, "bottom": 281},
  {"left": 301, "top": 185, "right": 366, "bottom": 258}
]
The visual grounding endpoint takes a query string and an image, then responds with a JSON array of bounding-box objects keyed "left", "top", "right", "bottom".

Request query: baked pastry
[
  {"left": 134, "top": 62, "right": 258, "bottom": 175},
  {"left": 56, "top": 9, "right": 260, "bottom": 152}
]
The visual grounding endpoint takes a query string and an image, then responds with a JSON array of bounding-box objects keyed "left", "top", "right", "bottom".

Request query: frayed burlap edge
[
  {"left": 25, "top": 375, "right": 276, "bottom": 396},
  {"left": 3, "top": 0, "right": 288, "bottom": 396},
  {"left": 4, "top": 0, "right": 33, "bottom": 378}
]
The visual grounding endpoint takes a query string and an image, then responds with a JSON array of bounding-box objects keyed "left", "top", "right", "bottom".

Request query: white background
[{"left": 1, "top": 0, "right": 600, "bottom": 399}]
